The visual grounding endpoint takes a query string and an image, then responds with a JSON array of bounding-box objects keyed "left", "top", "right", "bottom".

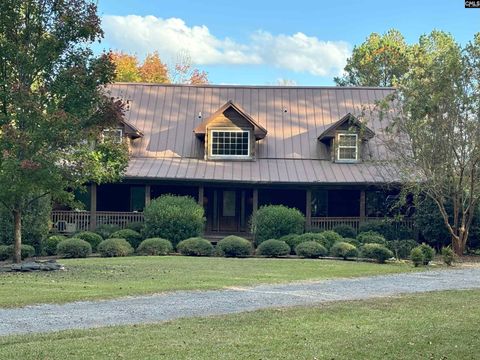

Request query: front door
[
  {"left": 205, "top": 188, "right": 252, "bottom": 233},
  {"left": 219, "top": 190, "right": 238, "bottom": 232}
]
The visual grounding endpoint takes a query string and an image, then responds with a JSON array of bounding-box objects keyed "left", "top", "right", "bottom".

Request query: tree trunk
[
  {"left": 452, "top": 235, "right": 465, "bottom": 256},
  {"left": 13, "top": 210, "right": 22, "bottom": 264}
]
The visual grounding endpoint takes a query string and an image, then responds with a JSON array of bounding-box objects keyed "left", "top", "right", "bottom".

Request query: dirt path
[{"left": 1, "top": 268, "right": 479, "bottom": 336}]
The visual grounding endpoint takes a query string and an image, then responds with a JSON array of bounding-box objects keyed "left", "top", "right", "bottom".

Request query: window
[
  {"left": 102, "top": 129, "right": 123, "bottom": 143},
  {"left": 337, "top": 133, "right": 358, "bottom": 161},
  {"left": 210, "top": 130, "right": 249, "bottom": 157}
]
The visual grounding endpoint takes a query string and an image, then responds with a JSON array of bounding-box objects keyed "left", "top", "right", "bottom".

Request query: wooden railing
[
  {"left": 310, "top": 217, "right": 415, "bottom": 231},
  {"left": 51, "top": 211, "right": 144, "bottom": 233}
]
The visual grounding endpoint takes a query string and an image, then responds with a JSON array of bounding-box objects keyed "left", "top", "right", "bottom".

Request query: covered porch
[{"left": 51, "top": 182, "right": 414, "bottom": 235}]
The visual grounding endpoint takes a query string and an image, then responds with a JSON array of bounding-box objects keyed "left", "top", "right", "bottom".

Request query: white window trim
[
  {"left": 336, "top": 133, "right": 358, "bottom": 162},
  {"left": 102, "top": 128, "right": 123, "bottom": 144},
  {"left": 209, "top": 129, "right": 250, "bottom": 159}
]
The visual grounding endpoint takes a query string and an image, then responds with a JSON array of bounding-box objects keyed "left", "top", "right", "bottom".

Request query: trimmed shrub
[
  {"left": 98, "top": 238, "right": 134, "bottom": 257},
  {"left": 295, "top": 241, "right": 327, "bottom": 258},
  {"left": 95, "top": 224, "right": 121, "bottom": 239},
  {"left": 330, "top": 242, "right": 359, "bottom": 259},
  {"left": 216, "top": 236, "right": 253, "bottom": 257},
  {"left": 136, "top": 238, "right": 173, "bottom": 256},
  {"left": 387, "top": 239, "right": 418, "bottom": 259},
  {"left": 344, "top": 237, "right": 361, "bottom": 248},
  {"left": 332, "top": 225, "right": 357, "bottom": 239},
  {"left": 279, "top": 234, "right": 302, "bottom": 254},
  {"left": 256, "top": 239, "right": 290, "bottom": 257},
  {"left": 43, "top": 235, "right": 67, "bottom": 256},
  {"left": 57, "top": 238, "right": 92, "bottom": 258},
  {"left": 320, "top": 231, "right": 343, "bottom": 250},
  {"left": 125, "top": 222, "right": 145, "bottom": 233},
  {"left": 358, "top": 221, "right": 413, "bottom": 241},
  {"left": 177, "top": 237, "right": 213, "bottom": 256},
  {"left": 76, "top": 231, "right": 103, "bottom": 251},
  {"left": 361, "top": 243, "right": 393, "bottom": 264},
  {"left": 417, "top": 243, "right": 435, "bottom": 265},
  {"left": 144, "top": 195, "right": 205, "bottom": 248},
  {"left": 110, "top": 229, "right": 143, "bottom": 249},
  {"left": 441, "top": 246, "right": 455, "bottom": 266},
  {"left": 357, "top": 231, "right": 387, "bottom": 245},
  {"left": 296, "top": 232, "right": 327, "bottom": 247},
  {"left": 251, "top": 205, "right": 305, "bottom": 245},
  {"left": 410, "top": 247, "right": 424, "bottom": 267},
  {"left": 0, "top": 244, "right": 35, "bottom": 261}
]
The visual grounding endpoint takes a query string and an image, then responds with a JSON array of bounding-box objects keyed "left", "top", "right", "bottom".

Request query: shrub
[
  {"left": 43, "top": 235, "right": 67, "bottom": 256},
  {"left": 136, "top": 238, "right": 173, "bottom": 256},
  {"left": 330, "top": 242, "right": 359, "bottom": 259},
  {"left": 332, "top": 225, "right": 357, "bottom": 238},
  {"left": 441, "top": 246, "right": 455, "bottom": 266},
  {"left": 216, "top": 236, "right": 253, "bottom": 257},
  {"left": 177, "top": 237, "right": 213, "bottom": 256},
  {"left": 95, "top": 224, "right": 121, "bottom": 239},
  {"left": 278, "top": 234, "right": 302, "bottom": 254},
  {"left": 295, "top": 232, "right": 327, "bottom": 247},
  {"left": 76, "top": 231, "right": 103, "bottom": 251},
  {"left": 417, "top": 243, "right": 435, "bottom": 265},
  {"left": 110, "top": 229, "right": 143, "bottom": 249},
  {"left": 125, "top": 222, "right": 145, "bottom": 233},
  {"left": 358, "top": 221, "right": 413, "bottom": 241},
  {"left": 357, "top": 231, "right": 387, "bottom": 245},
  {"left": 256, "top": 239, "right": 290, "bottom": 257},
  {"left": 98, "top": 238, "right": 134, "bottom": 257},
  {"left": 0, "top": 244, "right": 36, "bottom": 261},
  {"left": 143, "top": 195, "right": 205, "bottom": 248},
  {"left": 361, "top": 243, "right": 393, "bottom": 264},
  {"left": 410, "top": 247, "right": 424, "bottom": 267},
  {"left": 344, "top": 237, "right": 361, "bottom": 248},
  {"left": 57, "top": 238, "right": 92, "bottom": 258},
  {"left": 295, "top": 241, "right": 327, "bottom": 258},
  {"left": 320, "top": 231, "right": 343, "bottom": 250},
  {"left": 251, "top": 205, "right": 305, "bottom": 245},
  {"left": 387, "top": 239, "right": 418, "bottom": 259}
]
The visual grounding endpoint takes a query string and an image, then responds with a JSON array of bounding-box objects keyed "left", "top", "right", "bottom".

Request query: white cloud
[{"left": 102, "top": 15, "right": 350, "bottom": 77}]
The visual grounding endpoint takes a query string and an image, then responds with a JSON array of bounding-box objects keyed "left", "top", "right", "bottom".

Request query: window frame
[
  {"left": 336, "top": 133, "right": 359, "bottom": 162},
  {"left": 102, "top": 128, "right": 124, "bottom": 144},
  {"left": 209, "top": 129, "right": 251, "bottom": 159}
]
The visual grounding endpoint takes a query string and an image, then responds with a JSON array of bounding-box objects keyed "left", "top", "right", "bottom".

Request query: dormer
[
  {"left": 317, "top": 113, "right": 375, "bottom": 163},
  {"left": 194, "top": 101, "right": 267, "bottom": 160},
  {"left": 102, "top": 119, "right": 143, "bottom": 151}
]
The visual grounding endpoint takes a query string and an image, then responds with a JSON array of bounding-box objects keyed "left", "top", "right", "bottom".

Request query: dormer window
[
  {"left": 102, "top": 128, "right": 123, "bottom": 143},
  {"left": 337, "top": 133, "right": 358, "bottom": 162},
  {"left": 210, "top": 130, "right": 250, "bottom": 158}
]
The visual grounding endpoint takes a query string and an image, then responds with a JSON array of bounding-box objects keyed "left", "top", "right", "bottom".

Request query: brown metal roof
[
  {"left": 317, "top": 113, "right": 375, "bottom": 142},
  {"left": 107, "top": 83, "right": 396, "bottom": 184}
]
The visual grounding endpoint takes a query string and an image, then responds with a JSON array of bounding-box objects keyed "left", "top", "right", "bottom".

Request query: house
[{"left": 52, "top": 84, "right": 413, "bottom": 236}]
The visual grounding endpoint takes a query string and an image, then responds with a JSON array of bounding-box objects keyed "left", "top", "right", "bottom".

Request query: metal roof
[{"left": 107, "top": 83, "right": 397, "bottom": 184}]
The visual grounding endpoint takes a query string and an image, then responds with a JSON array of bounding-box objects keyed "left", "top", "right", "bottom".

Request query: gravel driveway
[{"left": 1, "top": 268, "right": 480, "bottom": 336}]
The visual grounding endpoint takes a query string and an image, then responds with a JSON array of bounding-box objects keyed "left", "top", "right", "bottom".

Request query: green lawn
[
  {"left": 0, "top": 256, "right": 421, "bottom": 307},
  {"left": 0, "top": 290, "right": 477, "bottom": 359}
]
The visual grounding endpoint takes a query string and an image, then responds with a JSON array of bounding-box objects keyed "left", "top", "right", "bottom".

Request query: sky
[{"left": 94, "top": 0, "right": 480, "bottom": 86}]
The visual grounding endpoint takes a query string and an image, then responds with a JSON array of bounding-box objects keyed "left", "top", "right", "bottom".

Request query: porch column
[
  {"left": 145, "top": 185, "right": 151, "bottom": 207},
  {"left": 89, "top": 183, "right": 97, "bottom": 231},
  {"left": 252, "top": 188, "right": 258, "bottom": 213},
  {"left": 360, "top": 190, "right": 366, "bottom": 220},
  {"left": 305, "top": 189, "right": 312, "bottom": 230},
  {"left": 198, "top": 185, "right": 204, "bottom": 207}
]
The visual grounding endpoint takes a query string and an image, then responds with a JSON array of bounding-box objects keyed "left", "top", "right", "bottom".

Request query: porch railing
[
  {"left": 51, "top": 211, "right": 144, "bottom": 233},
  {"left": 310, "top": 217, "right": 415, "bottom": 231}
]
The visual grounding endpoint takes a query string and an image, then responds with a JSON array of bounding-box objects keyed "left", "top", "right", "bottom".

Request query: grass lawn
[
  {"left": 0, "top": 256, "right": 421, "bottom": 307},
  {"left": 0, "top": 290, "right": 477, "bottom": 359}
]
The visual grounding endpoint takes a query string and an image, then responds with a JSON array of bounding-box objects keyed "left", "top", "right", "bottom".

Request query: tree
[
  {"left": 110, "top": 52, "right": 141, "bottom": 82},
  {"left": 0, "top": 0, "right": 129, "bottom": 263},
  {"left": 169, "top": 51, "right": 209, "bottom": 85},
  {"left": 335, "top": 29, "right": 411, "bottom": 87},
  {"left": 377, "top": 31, "right": 480, "bottom": 255},
  {"left": 139, "top": 51, "right": 169, "bottom": 83}
]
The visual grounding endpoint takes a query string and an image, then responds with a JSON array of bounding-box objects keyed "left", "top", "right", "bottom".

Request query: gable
[{"left": 317, "top": 113, "right": 375, "bottom": 143}]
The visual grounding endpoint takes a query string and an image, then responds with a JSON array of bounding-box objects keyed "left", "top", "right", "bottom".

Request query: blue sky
[{"left": 95, "top": 0, "right": 480, "bottom": 85}]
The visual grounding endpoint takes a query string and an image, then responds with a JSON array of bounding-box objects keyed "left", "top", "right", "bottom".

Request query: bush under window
[
  {"left": 98, "top": 238, "right": 134, "bottom": 257},
  {"left": 143, "top": 195, "right": 205, "bottom": 248},
  {"left": 278, "top": 234, "right": 302, "bottom": 254},
  {"left": 176, "top": 237, "right": 213, "bottom": 256},
  {"left": 57, "top": 238, "right": 92, "bottom": 258},
  {"left": 332, "top": 225, "right": 357, "bottom": 238},
  {"left": 76, "top": 231, "right": 103, "bottom": 251},
  {"left": 251, "top": 205, "right": 305, "bottom": 245},
  {"left": 95, "top": 224, "right": 121, "bottom": 239},
  {"left": 216, "top": 236, "right": 253, "bottom": 257},
  {"left": 110, "top": 229, "right": 143, "bottom": 249},
  {"left": 295, "top": 241, "right": 327, "bottom": 258},
  {"left": 256, "top": 239, "right": 290, "bottom": 257},
  {"left": 136, "top": 238, "right": 173, "bottom": 256},
  {"left": 320, "top": 231, "right": 343, "bottom": 250},
  {"left": 357, "top": 231, "right": 387, "bottom": 245},
  {"left": 330, "top": 242, "right": 359, "bottom": 259}
]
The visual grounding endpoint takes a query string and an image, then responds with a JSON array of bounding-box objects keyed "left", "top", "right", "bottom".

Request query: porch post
[
  {"left": 306, "top": 189, "right": 312, "bottom": 230},
  {"left": 89, "top": 183, "right": 97, "bottom": 231},
  {"left": 145, "top": 185, "right": 151, "bottom": 207},
  {"left": 252, "top": 188, "right": 258, "bottom": 213},
  {"left": 198, "top": 185, "right": 204, "bottom": 206},
  {"left": 360, "top": 190, "right": 366, "bottom": 220}
]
